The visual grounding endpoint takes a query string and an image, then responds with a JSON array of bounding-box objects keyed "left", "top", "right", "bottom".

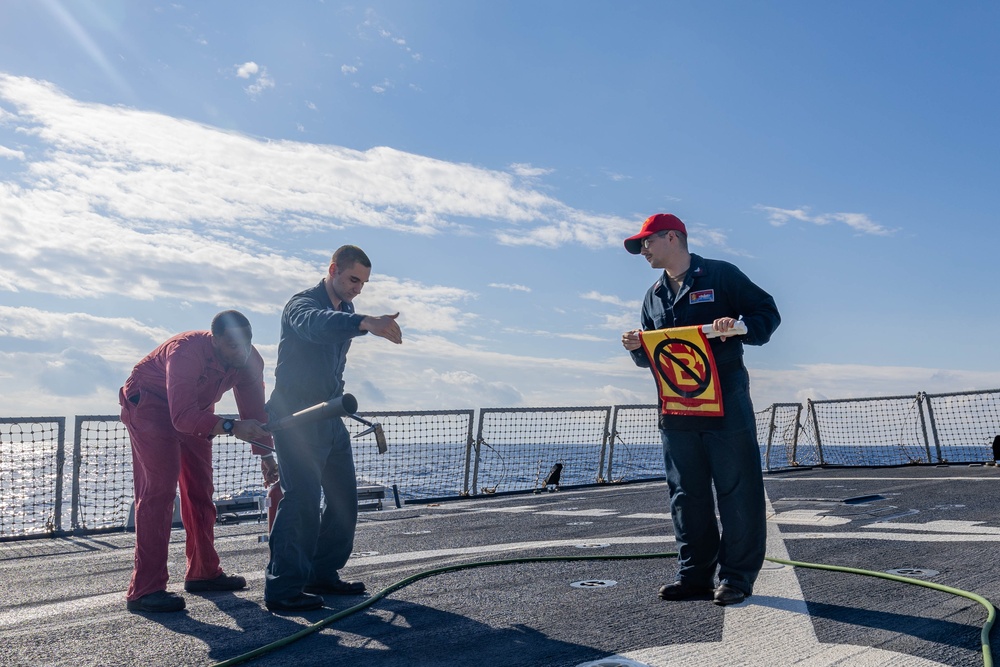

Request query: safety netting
[
  {"left": 3, "top": 388, "right": 998, "bottom": 539},
  {"left": 0, "top": 418, "right": 64, "bottom": 539},
  {"left": 472, "top": 406, "right": 611, "bottom": 494}
]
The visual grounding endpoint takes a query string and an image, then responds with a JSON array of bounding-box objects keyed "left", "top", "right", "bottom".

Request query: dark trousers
[
  {"left": 660, "top": 426, "right": 766, "bottom": 595},
  {"left": 264, "top": 413, "right": 358, "bottom": 601}
]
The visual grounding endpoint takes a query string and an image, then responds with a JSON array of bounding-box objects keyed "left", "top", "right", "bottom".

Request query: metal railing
[{"left": 2, "top": 388, "right": 999, "bottom": 540}]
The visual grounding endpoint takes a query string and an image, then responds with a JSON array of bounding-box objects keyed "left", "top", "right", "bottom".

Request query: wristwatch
[{"left": 222, "top": 419, "right": 235, "bottom": 435}]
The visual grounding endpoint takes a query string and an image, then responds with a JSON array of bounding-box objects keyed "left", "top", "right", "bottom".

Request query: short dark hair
[
  {"left": 211, "top": 310, "right": 252, "bottom": 337},
  {"left": 331, "top": 245, "right": 371, "bottom": 270}
]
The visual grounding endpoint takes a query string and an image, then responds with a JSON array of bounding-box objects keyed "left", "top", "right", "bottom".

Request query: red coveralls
[{"left": 119, "top": 331, "right": 271, "bottom": 602}]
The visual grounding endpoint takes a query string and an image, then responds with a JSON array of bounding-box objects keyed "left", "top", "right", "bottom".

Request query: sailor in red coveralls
[{"left": 119, "top": 310, "right": 278, "bottom": 612}]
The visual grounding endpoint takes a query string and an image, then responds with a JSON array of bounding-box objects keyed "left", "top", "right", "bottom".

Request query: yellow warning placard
[{"left": 639, "top": 325, "right": 723, "bottom": 417}]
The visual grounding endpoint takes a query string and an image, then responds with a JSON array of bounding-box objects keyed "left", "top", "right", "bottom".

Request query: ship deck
[{"left": 1, "top": 465, "right": 998, "bottom": 667}]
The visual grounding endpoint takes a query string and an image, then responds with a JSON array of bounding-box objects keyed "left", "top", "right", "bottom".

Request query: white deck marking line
[
  {"left": 463, "top": 505, "right": 540, "bottom": 513},
  {"left": 768, "top": 476, "right": 999, "bottom": 481},
  {"left": 0, "top": 535, "right": 678, "bottom": 629},
  {"left": 771, "top": 509, "right": 852, "bottom": 525},
  {"left": 576, "top": 491, "right": 950, "bottom": 667},
  {"left": 538, "top": 509, "right": 618, "bottom": 516},
  {"left": 0, "top": 591, "right": 125, "bottom": 628},
  {"left": 345, "top": 535, "right": 675, "bottom": 567},
  {"left": 784, "top": 531, "right": 1000, "bottom": 541},
  {"left": 865, "top": 519, "right": 1000, "bottom": 534}
]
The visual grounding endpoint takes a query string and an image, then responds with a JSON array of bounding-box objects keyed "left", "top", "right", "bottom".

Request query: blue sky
[{"left": 1, "top": 1, "right": 998, "bottom": 419}]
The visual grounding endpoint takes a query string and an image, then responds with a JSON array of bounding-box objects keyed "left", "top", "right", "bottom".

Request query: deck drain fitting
[
  {"left": 570, "top": 579, "right": 617, "bottom": 589},
  {"left": 886, "top": 567, "right": 939, "bottom": 578},
  {"left": 575, "top": 658, "right": 652, "bottom": 667},
  {"left": 574, "top": 543, "right": 610, "bottom": 549}
]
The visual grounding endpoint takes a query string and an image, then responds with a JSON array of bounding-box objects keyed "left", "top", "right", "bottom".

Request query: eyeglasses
[{"left": 642, "top": 231, "right": 670, "bottom": 249}]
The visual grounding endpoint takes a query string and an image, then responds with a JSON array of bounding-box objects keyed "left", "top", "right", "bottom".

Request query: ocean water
[{"left": 3, "top": 430, "right": 994, "bottom": 538}]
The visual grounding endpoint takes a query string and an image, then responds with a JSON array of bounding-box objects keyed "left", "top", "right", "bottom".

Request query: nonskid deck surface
[{"left": 1, "top": 466, "right": 998, "bottom": 667}]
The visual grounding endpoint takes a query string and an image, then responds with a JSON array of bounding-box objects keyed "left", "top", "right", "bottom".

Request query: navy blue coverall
[
  {"left": 264, "top": 281, "right": 367, "bottom": 602},
  {"left": 630, "top": 253, "right": 780, "bottom": 595}
]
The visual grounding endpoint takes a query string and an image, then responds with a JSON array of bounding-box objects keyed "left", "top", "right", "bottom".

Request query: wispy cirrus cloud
[
  {"left": 0, "top": 72, "right": 783, "bottom": 417},
  {"left": 361, "top": 10, "right": 422, "bottom": 62},
  {"left": 756, "top": 205, "right": 897, "bottom": 236},
  {"left": 489, "top": 283, "right": 532, "bottom": 293},
  {"left": 580, "top": 291, "right": 640, "bottom": 310},
  {"left": 510, "top": 163, "right": 554, "bottom": 178},
  {"left": 0, "top": 74, "right": 631, "bottom": 240},
  {"left": 0, "top": 73, "right": 638, "bottom": 313},
  {"left": 0, "top": 144, "right": 23, "bottom": 159}
]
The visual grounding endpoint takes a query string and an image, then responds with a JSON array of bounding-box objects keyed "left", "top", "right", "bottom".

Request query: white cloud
[
  {"left": 0, "top": 73, "right": 644, "bottom": 321},
  {"left": 356, "top": 11, "right": 422, "bottom": 81},
  {"left": 0, "top": 144, "right": 24, "bottom": 159},
  {"left": 580, "top": 291, "right": 642, "bottom": 333},
  {"left": 368, "top": 16, "right": 419, "bottom": 59},
  {"left": 6, "top": 74, "right": 637, "bottom": 246},
  {"left": 580, "top": 292, "right": 643, "bottom": 332},
  {"left": 2, "top": 304, "right": 997, "bottom": 419},
  {"left": 0, "top": 306, "right": 173, "bottom": 414},
  {"left": 9, "top": 73, "right": 929, "bottom": 420},
  {"left": 750, "top": 363, "right": 1000, "bottom": 408},
  {"left": 421, "top": 369, "right": 522, "bottom": 407},
  {"left": 235, "top": 62, "right": 259, "bottom": 78},
  {"left": 342, "top": 333, "right": 640, "bottom": 409},
  {"left": 503, "top": 327, "right": 609, "bottom": 343},
  {"left": 581, "top": 291, "right": 640, "bottom": 309},
  {"left": 510, "top": 163, "right": 554, "bottom": 178},
  {"left": 235, "top": 61, "right": 274, "bottom": 97},
  {"left": 489, "top": 283, "right": 531, "bottom": 293},
  {"left": 684, "top": 224, "right": 753, "bottom": 258},
  {"left": 756, "top": 205, "right": 896, "bottom": 236},
  {"left": 599, "top": 312, "right": 640, "bottom": 332},
  {"left": 246, "top": 70, "right": 275, "bottom": 97},
  {"left": 341, "top": 65, "right": 358, "bottom": 75}
]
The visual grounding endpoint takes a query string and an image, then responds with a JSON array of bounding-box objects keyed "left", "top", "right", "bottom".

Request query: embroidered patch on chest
[{"left": 689, "top": 289, "right": 715, "bottom": 304}]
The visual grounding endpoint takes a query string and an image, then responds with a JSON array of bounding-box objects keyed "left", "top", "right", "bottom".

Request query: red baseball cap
[{"left": 623, "top": 213, "right": 687, "bottom": 254}]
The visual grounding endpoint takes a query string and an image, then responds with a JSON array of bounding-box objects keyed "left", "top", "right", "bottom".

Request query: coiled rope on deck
[{"left": 209, "top": 552, "right": 996, "bottom": 667}]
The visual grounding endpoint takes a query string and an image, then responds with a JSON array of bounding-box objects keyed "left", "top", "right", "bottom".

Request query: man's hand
[
  {"left": 621, "top": 329, "right": 642, "bottom": 351},
  {"left": 361, "top": 312, "right": 403, "bottom": 344},
  {"left": 260, "top": 457, "right": 279, "bottom": 487},
  {"left": 712, "top": 317, "right": 739, "bottom": 342},
  {"left": 232, "top": 419, "right": 271, "bottom": 442}
]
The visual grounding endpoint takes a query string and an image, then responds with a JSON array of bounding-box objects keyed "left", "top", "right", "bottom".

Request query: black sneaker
[
  {"left": 126, "top": 590, "right": 186, "bottom": 613},
  {"left": 184, "top": 573, "right": 247, "bottom": 593}
]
